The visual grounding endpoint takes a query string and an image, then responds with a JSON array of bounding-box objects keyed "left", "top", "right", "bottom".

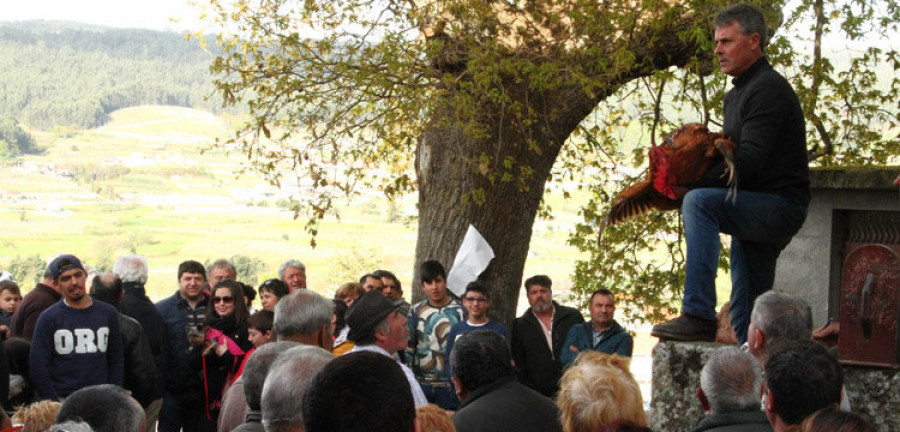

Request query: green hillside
[{"left": 0, "top": 20, "right": 219, "bottom": 130}]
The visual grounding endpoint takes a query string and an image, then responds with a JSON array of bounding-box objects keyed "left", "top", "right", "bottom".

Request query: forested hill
[{"left": 0, "top": 20, "right": 221, "bottom": 131}]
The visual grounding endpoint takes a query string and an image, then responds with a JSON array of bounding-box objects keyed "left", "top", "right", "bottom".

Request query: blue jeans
[{"left": 681, "top": 188, "right": 807, "bottom": 344}]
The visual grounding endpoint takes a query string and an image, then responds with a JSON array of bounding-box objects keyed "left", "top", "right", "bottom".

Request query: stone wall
[
  {"left": 650, "top": 341, "right": 900, "bottom": 432},
  {"left": 649, "top": 341, "right": 713, "bottom": 431}
]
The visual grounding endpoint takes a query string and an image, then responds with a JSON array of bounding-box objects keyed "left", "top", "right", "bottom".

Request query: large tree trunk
[{"left": 412, "top": 87, "right": 599, "bottom": 326}]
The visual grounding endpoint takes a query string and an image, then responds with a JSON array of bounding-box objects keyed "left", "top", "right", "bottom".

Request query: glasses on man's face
[
  {"left": 464, "top": 297, "right": 489, "bottom": 303},
  {"left": 213, "top": 296, "right": 235, "bottom": 304}
]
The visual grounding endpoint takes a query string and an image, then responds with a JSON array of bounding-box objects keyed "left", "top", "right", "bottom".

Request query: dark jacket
[
  {"left": 700, "top": 58, "right": 809, "bottom": 207},
  {"left": 191, "top": 313, "right": 252, "bottom": 428},
  {"left": 559, "top": 320, "right": 633, "bottom": 365},
  {"left": 693, "top": 410, "right": 773, "bottom": 432},
  {"left": 120, "top": 314, "right": 161, "bottom": 407},
  {"left": 156, "top": 291, "right": 208, "bottom": 396},
  {"left": 11, "top": 283, "right": 60, "bottom": 340},
  {"left": 121, "top": 281, "right": 168, "bottom": 394},
  {"left": 453, "top": 378, "right": 562, "bottom": 432},
  {"left": 510, "top": 302, "right": 584, "bottom": 397}
]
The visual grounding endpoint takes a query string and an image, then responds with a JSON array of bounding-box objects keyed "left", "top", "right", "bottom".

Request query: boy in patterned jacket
[{"left": 406, "top": 260, "right": 466, "bottom": 410}]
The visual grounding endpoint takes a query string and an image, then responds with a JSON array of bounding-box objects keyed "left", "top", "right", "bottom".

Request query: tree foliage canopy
[
  {"left": 197, "top": 0, "right": 899, "bottom": 324},
  {"left": 0, "top": 117, "right": 37, "bottom": 158}
]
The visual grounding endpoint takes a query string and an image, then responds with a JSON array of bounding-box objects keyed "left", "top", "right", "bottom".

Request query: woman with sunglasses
[{"left": 190, "top": 279, "right": 252, "bottom": 432}]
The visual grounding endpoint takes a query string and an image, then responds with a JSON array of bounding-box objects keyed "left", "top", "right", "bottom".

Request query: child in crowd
[
  {"left": 0, "top": 281, "right": 22, "bottom": 328},
  {"left": 247, "top": 310, "right": 274, "bottom": 348}
]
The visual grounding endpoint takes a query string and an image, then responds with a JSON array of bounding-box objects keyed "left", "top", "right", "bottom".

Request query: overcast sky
[
  {"left": 1, "top": 0, "right": 203, "bottom": 32},
  {"left": 1, "top": 0, "right": 893, "bottom": 49}
]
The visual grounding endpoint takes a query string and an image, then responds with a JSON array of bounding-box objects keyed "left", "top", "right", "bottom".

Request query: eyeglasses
[
  {"left": 464, "top": 297, "right": 489, "bottom": 303},
  {"left": 213, "top": 296, "right": 234, "bottom": 304}
]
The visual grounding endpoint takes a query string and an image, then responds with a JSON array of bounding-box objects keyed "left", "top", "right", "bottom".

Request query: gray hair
[
  {"left": 273, "top": 289, "right": 333, "bottom": 340},
  {"left": 48, "top": 421, "right": 95, "bottom": 432},
  {"left": 278, "top": 259, "right": 306, "bottom": 280},
  {"left": 207, "top": 258, "right": 236, "bottom": 275},
  {"left": 714, "top": 2, "right": 770, "bottom": 50},
  {"left": 56, "top": 384, "right": 145, "bottom": 432},
  {"left": 751, "top": 291, "right": 812, "bottom": 345},
  {"left": 112, "top": 254, "right": 149, "bottom": 285},
  {"left": 242, "top": 341, "right": 300, "bottom": 410},
  {"left": 261, "top": 345, "right": 334, "bottom": 432},
  {"left": 700, "top": 346, "right": 762, "bottom": 415}
]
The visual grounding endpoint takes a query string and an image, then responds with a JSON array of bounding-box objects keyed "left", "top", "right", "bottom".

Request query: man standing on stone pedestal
[{"left": 652, "top": 2, "right": 810, "bottom": 345}]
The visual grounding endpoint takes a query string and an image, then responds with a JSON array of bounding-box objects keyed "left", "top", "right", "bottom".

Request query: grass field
[{"left": 0, "top": 106, "right": 619, "bottom": 308}]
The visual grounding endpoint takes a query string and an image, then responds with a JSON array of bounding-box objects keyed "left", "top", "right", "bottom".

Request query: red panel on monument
[{"left": 838, "top": 243, "right": 900, "bottom": 368}]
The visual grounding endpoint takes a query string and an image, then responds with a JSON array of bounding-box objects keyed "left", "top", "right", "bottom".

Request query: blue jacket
[
  {"left": 156, "top": 291, "right": 208, "bottom": 395},
  {"left": 445, "top": 320, "right": 510, "bottom": 380},
  {"left": 559, "top": 320, "right": 633, "bottom": 366}
]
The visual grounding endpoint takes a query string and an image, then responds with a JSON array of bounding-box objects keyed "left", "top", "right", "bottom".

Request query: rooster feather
[{"left": 605, "top": 123, "right": 738, "bottom": 227}]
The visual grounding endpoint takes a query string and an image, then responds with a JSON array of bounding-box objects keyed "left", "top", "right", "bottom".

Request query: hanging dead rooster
[{"left": 604, "top": 123, "right": 738, "bottom": 228}]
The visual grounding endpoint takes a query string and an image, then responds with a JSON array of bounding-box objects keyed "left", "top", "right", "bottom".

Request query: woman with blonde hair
[
  {"left": 415, "top": 404, "right": 455, "bottom": 432},
  {"left": 332, "top": 282, "right": 366, "bottom": 355},
  {"left": 334, "top": 282, "right": 366, "bottom": 306},
  {"left": 11, "top": 400, "right": 61, "bottom": 432},
  {"left": 557, "top": 351, "right": 646, "bottom": 432}
]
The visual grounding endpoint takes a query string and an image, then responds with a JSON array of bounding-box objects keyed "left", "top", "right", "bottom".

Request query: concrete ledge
[
  {"left": 650, "top": 341, "right": 900, "bottom": 432},
  {"left": 809, "top": 166, "right": 900, "bottom": 191}
]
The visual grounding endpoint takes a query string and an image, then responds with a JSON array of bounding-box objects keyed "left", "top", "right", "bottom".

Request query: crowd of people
[
  {"left": 0, "top": 2, "right": 882, "bottom": 431},
  {"left": 0, "top": 248, "right": 874, "bottom": 432}
]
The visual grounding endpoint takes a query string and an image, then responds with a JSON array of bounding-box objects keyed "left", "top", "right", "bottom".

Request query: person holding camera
[
  {"left": 190, "top": 279, "right": 252, "bottom": 432},
  {"left": 156, "top": 261, "right": 210, "bottom": 432}
]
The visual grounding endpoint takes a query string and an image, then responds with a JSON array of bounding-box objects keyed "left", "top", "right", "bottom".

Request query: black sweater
[{"left": 701, "top": 57, "right": 810, "bottom": 207}]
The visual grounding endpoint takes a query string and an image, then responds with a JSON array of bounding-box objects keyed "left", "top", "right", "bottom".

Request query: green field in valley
[{"left": 0, "top": 106, "right": 602, "bottom": 311}]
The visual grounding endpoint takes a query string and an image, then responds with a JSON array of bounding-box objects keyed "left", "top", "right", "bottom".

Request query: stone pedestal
[
  {"left": 649, "top": 341, "right": 715, "bottom": 432},
  {"left": 843, "top": 366, "right": 900, "bottom": 432},
  {"left": 650, "top": 341, "right": 900, "bottom": 432}
]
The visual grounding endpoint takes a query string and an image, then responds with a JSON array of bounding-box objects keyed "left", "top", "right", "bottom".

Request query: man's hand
[{"left": 568, "top": 345, "right": 579, "bottom": 353}]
